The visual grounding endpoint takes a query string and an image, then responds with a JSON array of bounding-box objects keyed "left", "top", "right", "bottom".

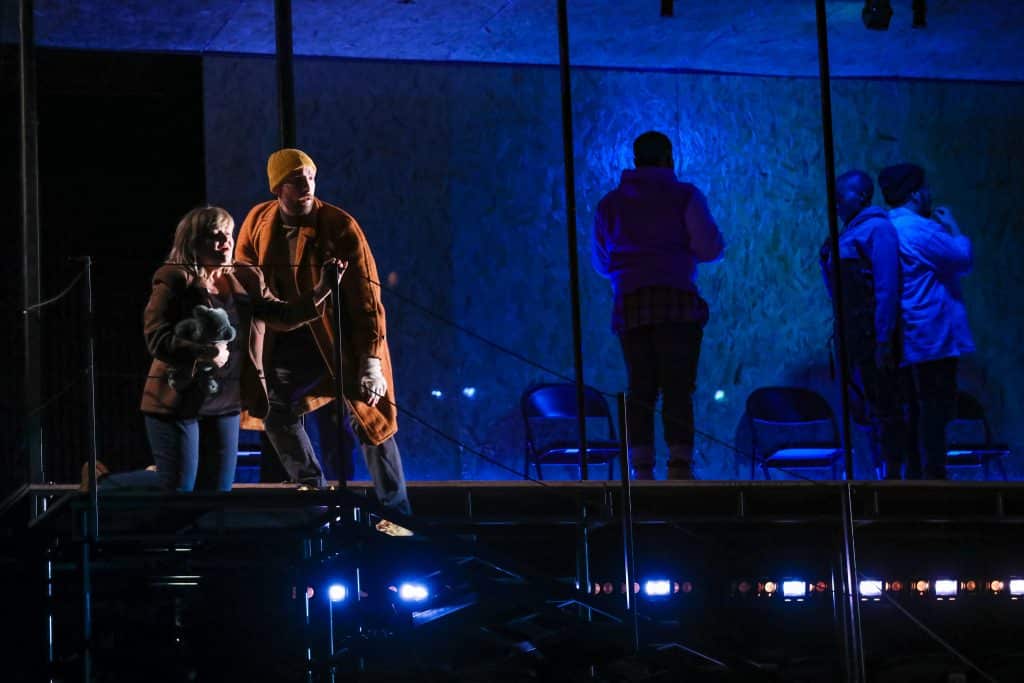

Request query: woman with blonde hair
[{"left": 114, "top": 205, "right": 343, "bottom": 492}]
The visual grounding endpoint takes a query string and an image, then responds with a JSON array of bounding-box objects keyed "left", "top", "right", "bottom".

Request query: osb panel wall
[{"left": 204, "top": 56, "right": 1024, "bottom": 481}]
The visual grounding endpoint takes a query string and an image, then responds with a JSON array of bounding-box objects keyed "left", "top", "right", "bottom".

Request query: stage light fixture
[
  {"left": 862, "top": 0, "right": 893, "bottom": 30},
  {"left": 889, "top": 580, "right": 904, "bottom": 592},
  {"left": 1009, "top": 579, "right": 1024, "bottom": 596},
  {"left": 782, "top": 580, "right": 807, "bottom": 600},
  {"left": 914, "top": 579, "right": 930, "bottom": 594},
  {"left": 912, "top": 0, "right": 926, "bottom": 28},
  {"left": 859, "top": 580, "right": 883, "bottom": 599},
  {"left": 328, "top": 584, "right": 348, "bottom": 602},
  {"left": 934, "top": 579, "right": 958, "bottom": 598},
  {"left": 602, "top": 582, "right": 614, "bottom": 595},
  {"left": 644, "top": 579, "right": 672, "bottom": 597},
  {"left": 398, "top": 582, "right": 429, "bottom": 602},
  {"left": 737, "top": 580, "right": 752, "bottom": 594},
  {"left": 990, "top": 580, "right": 1005, "bottom": 593},
  {"left": 814, "top": 581, "right": 829, "bottom": 593},
  {"left": 964, "top": 580, "right": 978, "bottom": 593},
  {"left": 762, "top": 581, "right": 778, "bottom": 596},
  {"left": 680, "top": 581, "right": 694, "bottom": 594}
]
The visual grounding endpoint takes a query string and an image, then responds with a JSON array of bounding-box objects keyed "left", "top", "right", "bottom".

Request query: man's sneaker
[{"left": 375, "top": 519, "right": 414, "bottom": 537}]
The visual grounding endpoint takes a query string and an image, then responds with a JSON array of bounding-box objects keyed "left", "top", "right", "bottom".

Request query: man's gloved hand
[
  {"left": 360, "top": 356, "right": 387, "bottom": 407},
  {"left": 874, "top": 342, "right": 896, "bottom": 371}
]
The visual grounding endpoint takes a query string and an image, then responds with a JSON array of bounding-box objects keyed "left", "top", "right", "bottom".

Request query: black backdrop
[{"left": 3, "top": 47, "right": 206, "bottom": 496}]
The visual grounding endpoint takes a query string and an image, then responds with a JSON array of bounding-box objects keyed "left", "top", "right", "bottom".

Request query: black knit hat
[{"left": 878, "top": 163, "right": 925, "bottom": 207}]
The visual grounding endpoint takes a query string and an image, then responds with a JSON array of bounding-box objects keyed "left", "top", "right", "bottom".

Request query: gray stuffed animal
[{"left": 167, "top": 305, "right": 237, "bottom": 396}]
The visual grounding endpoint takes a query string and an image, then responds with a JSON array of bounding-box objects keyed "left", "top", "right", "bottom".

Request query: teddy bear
[{"left": 167, "top": 305, "right": 237, "bottom": 397}]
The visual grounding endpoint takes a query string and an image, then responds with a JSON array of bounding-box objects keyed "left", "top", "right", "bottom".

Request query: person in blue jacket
[
  {"left": 820, "top": 169, "right": 910, "bottom": 478},
  {"left": 879, "top": 163, "right": 974, "bottom": 480}
]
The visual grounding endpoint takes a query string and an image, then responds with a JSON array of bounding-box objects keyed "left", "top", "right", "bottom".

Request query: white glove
[{"left": 359, "top": 356, "right": 387, "bottom": 407}]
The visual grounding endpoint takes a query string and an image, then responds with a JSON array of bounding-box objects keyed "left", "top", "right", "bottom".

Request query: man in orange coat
[{"left": 235, "top": 148, "right": 409, "bottom": 515}]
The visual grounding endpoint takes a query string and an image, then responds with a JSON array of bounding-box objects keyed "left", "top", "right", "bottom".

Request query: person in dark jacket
[
  {"left": 593, "top": 131, "right": 725, "bottom": 480},
  {"left": 820, "top": 169, "right": 910, "bottom": 478},
  {"left": 97, "top": 206, "right": 342, "bottom": 492}
]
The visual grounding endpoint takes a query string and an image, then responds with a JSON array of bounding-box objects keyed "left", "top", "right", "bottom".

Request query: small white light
[
  {"left": 1009, "top": 579, "right": 1024, "bottom": 596},
  {"left": 934, "top": 579, "right": 958, "bottom": 597},
  {"left": 782, "top": 580, "right": 807, "bottom": 599},
  {"left": 328, "top": 584, "right": 347, "bottom": 602},
  {"left": 859, "top": 580, "right": 883, "bottom": 598},
  {"left": 430, "top": 389, "right": 443, "bottom": 399},
  {"left": 462, "top": 387, "right": 476, "bottom": 398},
  {"left": 398, "top": 582, "right": 429, "bottom": 602},
  {"left": 714, "top": 390, "right": 726, "bottom": 402},
  {"left": 643, "top": 580, "right": 672, "bottom": 597}
]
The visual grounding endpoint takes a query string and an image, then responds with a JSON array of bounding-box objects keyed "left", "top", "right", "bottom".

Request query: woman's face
[{"left": 195, "top": 224, "right": 234, "bottom": 269}]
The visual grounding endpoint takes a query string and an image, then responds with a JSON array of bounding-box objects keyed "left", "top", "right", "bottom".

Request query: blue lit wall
[{"left": 204, "top": 56, "right": 1024, "bottom": 481}]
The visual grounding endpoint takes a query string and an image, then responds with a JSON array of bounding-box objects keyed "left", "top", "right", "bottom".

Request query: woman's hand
[
  {"left": 198, "top": 342, "right": 230, "bottom": 368},
  {"left": 313, "top": 258, "right": 348, "bottom": 301}
]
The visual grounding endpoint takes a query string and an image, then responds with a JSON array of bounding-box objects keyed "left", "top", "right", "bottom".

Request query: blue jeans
[{"left": 143, "top": 413, "right": 240, "bottom": 492}]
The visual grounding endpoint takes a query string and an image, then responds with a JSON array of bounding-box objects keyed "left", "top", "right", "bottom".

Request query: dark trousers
[
  {"left": 909, "top": 357, "right": 959, "bottom": 480},
  {"left": 619, "top": 321, "right": 703, "bottom": 458},
  {"left": 264, "top": 341, "right": 410, "bottom": 514},
  {"left": 142, "top": 413, "right": 240, "bottom": 492},
  {"left": 856, "top": 362, "right": 915, "bottom": 479}
]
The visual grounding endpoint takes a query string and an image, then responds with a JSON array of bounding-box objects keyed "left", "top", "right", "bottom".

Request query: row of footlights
[{"left": 587, "top": 578, "right": 1024, "bottom": 602}]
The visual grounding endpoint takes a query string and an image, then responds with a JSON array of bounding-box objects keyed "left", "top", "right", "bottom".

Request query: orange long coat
[{"left": 234, "top": 198, "right": 398, "bottom": 446}]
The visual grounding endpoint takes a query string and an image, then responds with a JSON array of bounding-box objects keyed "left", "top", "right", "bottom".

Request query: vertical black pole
[
  {"left": 19, "top": 0, "right": 43, "bottom": 497},
  {"left": 814, "top": 4, "right": 864, "bottom": 680},
  {"left": 556, "top": 0, "right": 589, "bottom": 482},
  {"left": 839, "top": 484, "right": 865, "bottom": 682},
  {"left": 331, "top": 276, "right": 348, "bottom": 489},
  {"left": 83, "top": 257, "right": 99, "bottom": 538},
  {"left": 814, "top": 0, "right": 854, "bottom": 480},
  {"left": 617, "top": 393, "right": 640, "bottom": 652},
  {"left": 81, "top": 519, "right": 93, "bottom": 682},
  {"left": 81, "top": 256, "right": 98, "bottom": 683},
  {"left": 275, "top": 0, "right": 296, "bottom": 148}
]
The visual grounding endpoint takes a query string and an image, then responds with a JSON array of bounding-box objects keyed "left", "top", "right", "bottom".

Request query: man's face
[
  {"left": 275, "top": 166, "right": 317, "bottom": 216},
  {"left": 195, "top": 224, "right": 234, "bottom": 269},
  {"left": 835, "top": 182, "right": 867, "bottom": 225}
]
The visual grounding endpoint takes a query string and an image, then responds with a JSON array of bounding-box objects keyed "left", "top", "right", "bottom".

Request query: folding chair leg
[
  {"left": 608, "top": 459, "right": 614, "bottom": 481},
  {"left": 996, "top": 458, "right": 1008, "bottom": 482}
]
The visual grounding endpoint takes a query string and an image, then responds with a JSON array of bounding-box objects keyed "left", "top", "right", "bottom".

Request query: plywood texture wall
[{"left": 204, "top": 56, "right": 1024, "bottom": 481}]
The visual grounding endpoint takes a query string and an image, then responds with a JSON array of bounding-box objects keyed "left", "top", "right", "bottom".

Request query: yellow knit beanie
[{"left": 267, "top": 148, "right": 317, "bottom": 193}]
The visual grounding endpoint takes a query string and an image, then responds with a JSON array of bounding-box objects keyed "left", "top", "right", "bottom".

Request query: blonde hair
[{"left": 167, "top": 206, "right": 235, "bottom": 279}]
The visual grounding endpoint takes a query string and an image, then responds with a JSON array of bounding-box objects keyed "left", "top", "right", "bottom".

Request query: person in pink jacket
[{"left": 593, "top": 131, "right": 724, "bottom": 480}]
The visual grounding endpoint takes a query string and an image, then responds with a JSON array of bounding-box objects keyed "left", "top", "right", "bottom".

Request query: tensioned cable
[
  {"left": 27, "top": 370, "right": 87, "bottom": 418},
  {"left": 22, "top": 269, "right": 85, "bottom": 314},
  {"left": 863, "top": 572, "right": 999, "bottom": 683},
  {"left": 43, "top": 258, "right": 983, "bottom": 669},
  {"left": 69, "top": 258, "right": 838, "bottom": 484}
]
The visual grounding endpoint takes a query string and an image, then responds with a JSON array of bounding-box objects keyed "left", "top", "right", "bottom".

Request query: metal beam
[
  {"left": 814, "top": 2, "right": 865, "bottom": 679},
  {"left": 555, "top": 0, "right": 590, "bottom": 486},
  {"left": 19, "top": 0, "right": 43, "bottom": 493},
  {"left": 274, "top": 0, "right": 296, "bottom": 148}
]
